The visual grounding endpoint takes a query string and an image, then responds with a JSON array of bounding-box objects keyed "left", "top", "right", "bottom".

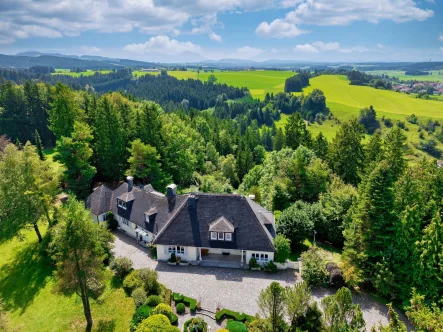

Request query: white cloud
[
  {"left": 311, "top": 41, "right": 340, "bottom": 51},
  {"left": 439, "top": 34, "right": 443, "bottom": 42},
  {"left": 123, "top": 35, "right": 201, "bottom": 55},
  {"left": 377, "top": 44, "right": 384, "bottom": 49},
  {"left": 80, "top": 46, "right": 101, "bottom": 54},
  {"left": 294, "top": 44, "right": 319, "bottom": 53},
  {"left": 339, "top": 46, "right": 370, "bottom": 53},
  {"left": 209, "top": 32, "right": 222, "bottom": 42},
  {"left": 234, "top": 46, "right": 263, "bottom": 59},
  {"left": 257, "top": 0, "right": 434, "bottom": 38},
  {"left": 280, "top": 0, "right": 303, "bottom": 8},
  {"left": 256, "top": 19, "right": 307, "bottom": 38},
  {"left": 0, "top": 0, "right": 276, "bottom": 44}
]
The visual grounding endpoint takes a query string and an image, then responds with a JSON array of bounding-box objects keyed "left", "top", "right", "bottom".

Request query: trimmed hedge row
[
  {"left": 215, "top": 309, "right": 254, "bottom": 323},
  {"left": 171, "top": 292, "right": 197, "bottom": 312}
]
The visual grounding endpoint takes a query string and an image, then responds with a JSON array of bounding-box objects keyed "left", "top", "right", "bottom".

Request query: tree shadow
[
  {"left": 94, "top": 319, "right": 116, "bottom": 332},
  {"left": 0, "top": 239, "right": 54, "bottom": 313},
  {"left": 110, "top": 275, "right": 123, "bottom": 289}
]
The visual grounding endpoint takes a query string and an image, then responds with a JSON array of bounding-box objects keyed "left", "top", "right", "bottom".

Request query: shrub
[
  {"left": 169, "top": 253, "right": 176, "bottom": 263},
  {"left": 249, "top": 257, "right": 259, "bottom": 269},
  {"left": 176, "top": 303, "right": 186, "bottom": 314},
  {"left": 301, "top": 247, "right": 328, "bottom": 286},
  {"left": 172, "top": 292, "right": 197, "bottom": 312},
  {"left": 274, "top": 235, "right": 291, "bottom": 263},
  {"left": 138, "top": 268, "right": 160, "bottom": 295},
  {"left": 217, "top": 330, "right": 229, "bottom": 332},
  {"left": 152, "top": 303, "right": 177, "bottom": 325},
  {"left": 264, "top": 260, "right": 277, "bottom": 273},
  {"left": 215, "top": 309, "right": 254, "bottom": 323},
  {"left": 148, "top": 243, "right": 157, "bottom": 259},
  {"left": 130, "top": 305, "right": 152, "bottom": 331},
  {"left": 132, "top": 287, "right": 148, "bottom": 307},
  {"left": 326, "top": 262, "right": 344, "bottom": 288},
  {"left": 183, "top": 317, "right": 208, "bottom": 332},
  {"left": 226, "top": 320, "right": 248, "bottom": 332},
  {"left": 135, "top": 314, "right": 180, "bottom": 332},
  {"left": 107, "top": 212, "right": 118, "bottom": 230},
  {"left": 146, "top": 295, "right": 162, "bottom": 307},
  {"left": 383, "top": 118, "right": 393, "bottom": 128},
  {"left": 111, "top": 257, "right": 133, "bottom": 279},
  {"left": 123, "top": 270, "right": 143, "bottom": 294}
]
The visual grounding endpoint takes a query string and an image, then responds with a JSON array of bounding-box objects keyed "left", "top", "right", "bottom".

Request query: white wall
[
  {"left": 245, "top": 250, "right": 275, "bottom": 266},
  {"left": 157, "top": 245, "right": 198, "bottom": 262},
  {"left": 116, "top": 215, "right": 152, "bottom": 245}
]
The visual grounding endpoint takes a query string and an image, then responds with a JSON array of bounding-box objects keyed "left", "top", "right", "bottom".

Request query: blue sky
[{"left": 0, "top": 0, "right": 442, "bottom": 62}]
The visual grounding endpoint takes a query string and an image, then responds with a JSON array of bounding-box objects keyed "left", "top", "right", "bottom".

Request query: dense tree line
[{"left": 284, "top": 72, "right": 310, "bottom": 93}]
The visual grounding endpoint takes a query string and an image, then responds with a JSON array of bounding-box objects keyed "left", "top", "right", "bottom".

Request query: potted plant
[
  {"left": 249, "top": 257, "right": 261, "bottom": 271},
  {"left": 168, "top": 253, "right": 177, "bottom": 265},
  {"left": 179, "top": 259, "right": 189, "bottom": 266}
]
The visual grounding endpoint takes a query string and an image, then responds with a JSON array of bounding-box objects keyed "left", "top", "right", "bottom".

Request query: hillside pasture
[
  {"left": 52, "top": 69, "right": 112, "bottom": 77},
  {"left": 366, "top": 70, "right": 443, "bottom": 82}
]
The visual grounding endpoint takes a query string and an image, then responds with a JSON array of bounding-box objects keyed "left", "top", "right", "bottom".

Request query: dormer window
[
  {"left": 211, "top": 232, "right": 217, "bottom": 240},
  {"left": 218, "top": 232, "right": 224, "bottom": 240},
  {"left": 209, "top": 216, "right": 235, "bottom": 242},
  {"left": 118, "top": 199, "right": 126, "bottom": 209},
  {"left": 225, "top": 233, "right": 232, "bottom": 241}
]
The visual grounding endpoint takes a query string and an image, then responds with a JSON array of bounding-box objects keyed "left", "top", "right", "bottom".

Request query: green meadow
[
  {"left": 133, "top": 70, "right": 294, "bottom": 99},
  {"left": 52, "top": 69, "right": 112, "bottom": 77},
  {"left": 366, "top": 70, "right": 443, "bottom": 82},
  {"left": 277, "top": 75, "right": 443, "bottom": 161}
]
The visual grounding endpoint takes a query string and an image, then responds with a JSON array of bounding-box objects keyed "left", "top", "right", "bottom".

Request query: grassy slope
[
  {"left": 0, "top": 229, "right": 134, "bottom": 332},
  {"left": 132, "top": 70, "right": 294, "bottom": 99},
  {"left": 366, "top": 70, "right": 443, "bottom": 82},
  {"left": 52, "top": 70, "right": 111, "bottom": 77},
  {"left": 277, "top": 75, "right": 443, "bottom": 161}
]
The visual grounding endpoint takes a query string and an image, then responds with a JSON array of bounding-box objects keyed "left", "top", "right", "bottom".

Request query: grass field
[
  {"left": 0, "top": 228, "right": 134, "bottom": 331},
  {"left": 366, "top": 70, "right": 443, "bottom": 82},
  {"left": 276, "top": 75, "right": 443, "bottom": 161},
  {"left": 133, "top": 70, "right": 294, "bottom": 99},
  {"left": 52, "top": 69, "right": 112, "bottom": 77}
]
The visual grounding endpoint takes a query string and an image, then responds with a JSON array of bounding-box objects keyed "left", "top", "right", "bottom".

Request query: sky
[{"left": 0, "top": 0, "right": 442, "bottom": 63}]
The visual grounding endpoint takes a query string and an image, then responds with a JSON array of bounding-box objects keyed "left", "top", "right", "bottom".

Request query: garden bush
[
  {"left": 217, "top": 330, "right": 229, "bottom": 332},
  {"left": 111, "top": 257, "right": 133, "bottom": 279},
  {"left": 130, "top": 305, "right": 152, "bottom": 331},
  {"left": 138, "top": 268, "right": 160, "bottom": 295},
  {"left": 326, "top": 262, "right": 345, "bottom": 288},
  {"left": 169, "top": 252, "right": 176, "bottom": 263},
  {"left": 132, "top": 287, "right": 147, "bottom": 307},
  {"left": 152, "top": 303, "right": 178, "bottom": 325},
  {"left": 176, "top": 302, "right": 185, "bottom": 314},
  {"left": 123, "top": 270, "right": 143, "bottom": 294},
  {"left": 264, "top": 260, "right": 277, "bottom": 273},
  {"left": 146, "top": 295, "right": 162, "bottom": 307},
  {"left": 215, "top": 309, "right": 254, "bottom": 323},
  {"left": 171, "top": 292, "right": 197, "bottom": 312},
  {"left": 274, "top": 234, "right": 291, "bottom": 263},
  {"left": 135, "top": 314, "right": 179, "bottom": 332},
  {"left": 301, "top": 248, "right": 327, "bottom": 286},
  {"left": 248, "top": 257, "right": 259, "bottom": 269},
  {"left": 226, "top": 320, "right": 248, "bottom": 332}
]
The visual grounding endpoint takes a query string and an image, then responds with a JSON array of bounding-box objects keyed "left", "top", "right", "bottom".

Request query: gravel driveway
[{"left": 112, "top": 232, "right": 413, "bottom": 331}]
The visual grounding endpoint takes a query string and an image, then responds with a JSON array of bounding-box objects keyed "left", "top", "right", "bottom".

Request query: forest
[{"left": 0, "top": 68, "right": 442, "bottom": 331}]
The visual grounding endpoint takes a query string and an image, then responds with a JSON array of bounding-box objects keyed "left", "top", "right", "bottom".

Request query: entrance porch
[{"left": 199, "top": 248, "right": 246, "bottom": 269}]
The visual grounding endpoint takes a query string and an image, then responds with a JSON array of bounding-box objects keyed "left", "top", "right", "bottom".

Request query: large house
[{"left": 86, "top": 176, "right": 276, "bottom": 268}]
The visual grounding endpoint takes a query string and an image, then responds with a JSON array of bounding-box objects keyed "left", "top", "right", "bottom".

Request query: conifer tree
[
  {"left": 273, "top": 128, "right": 285, "bottom": 151},
  {"left": 34, "top": 130, "right": 45, "bottom": 161}
]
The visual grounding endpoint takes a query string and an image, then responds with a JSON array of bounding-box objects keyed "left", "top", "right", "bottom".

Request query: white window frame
[
  {"left": 252, "top": 253, "right": 269, "bottom": 262},
  {"left": 168, "top": 246, "right": 185, "bottom": 254},
  {"left": 122, "top": 219, "right": 129, "bottom": 226},
  {"left": 118, "top": 199, "right": 127, "bottom": 209},
  {"left": 218, "top": 232, "right": 224, "bottom": 240},
  {"left": 145, "top": 213, "right": 149, "bottom": 223},
  {"left": 210, "top": 232, "right": 217, "bottom": 240},
  {"left": 225, "top": 233, "right": 232, "bottom": 241}
]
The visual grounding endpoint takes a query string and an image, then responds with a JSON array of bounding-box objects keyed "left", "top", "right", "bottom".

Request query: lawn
[
  {"left": 289, "top": 239, "right": 342, "bottom": 265},
  {"left": 366, "top": 70, "right": 443, "bottom": 82},
  {"left": 0, "top": 228, "right": 135, "bottom": 331},
  {"left": 44, "top": 148, "right": 64, "bottom": 173},
  {"left": 133, "top": 70, "right": 294, "bottom": 99},
  {"left": 52, "top": 70, "right": 112, "bottom": 77}
]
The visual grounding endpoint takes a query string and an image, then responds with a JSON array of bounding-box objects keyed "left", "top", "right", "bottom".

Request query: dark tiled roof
[
  {"left": 85, "top": 185, "right": 113, "bottom": 216},
  {"left": 154, "top": 193, "right": 275, "bottom": 252}
]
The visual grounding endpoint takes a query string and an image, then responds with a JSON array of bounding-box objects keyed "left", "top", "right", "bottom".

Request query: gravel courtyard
[{"left": 113, "top": 232, "right": 412, "bottom": 331}]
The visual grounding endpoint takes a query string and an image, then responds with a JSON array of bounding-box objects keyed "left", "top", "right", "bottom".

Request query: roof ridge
[{"left": 153, "top": 194, "right": 190, "bottom": 243}]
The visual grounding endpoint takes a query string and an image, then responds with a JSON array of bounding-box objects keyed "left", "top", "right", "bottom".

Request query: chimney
[
  {"left": 188, "top": 195, "right": 197, "bottom": 209},
  {"left": 166, "top": 184, "right": 177, "bottom": 198},
  {"left": 248, "top": 194, "right": 255, "bottom": 201},
  {"left": 127, "top": 176, "right": 134, "bottom": 192}
]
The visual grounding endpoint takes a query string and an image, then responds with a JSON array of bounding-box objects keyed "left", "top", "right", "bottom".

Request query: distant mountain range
[{"left": 0, "top": 51, "right": 442, "bottom": 72}]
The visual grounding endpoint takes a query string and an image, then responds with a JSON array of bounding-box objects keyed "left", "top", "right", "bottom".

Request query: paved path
[{"left": 112, "top": 232, "right": 413, "bottom": 331}]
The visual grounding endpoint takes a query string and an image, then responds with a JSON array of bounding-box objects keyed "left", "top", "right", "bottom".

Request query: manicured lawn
[{"left": 0, "top": 228, "right": 135, "bottom": 331}]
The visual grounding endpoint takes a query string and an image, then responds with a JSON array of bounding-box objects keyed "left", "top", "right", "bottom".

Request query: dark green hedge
[
  {"left": 215, "top": 309, "right": 254, "bottom": 323},
  {"left": 171, "top": 292, "right": 197, "bottom": 312}
]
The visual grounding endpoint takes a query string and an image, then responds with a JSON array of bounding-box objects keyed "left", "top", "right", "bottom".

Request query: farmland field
[
  {"left": 366, "top": 70, "right": 443, "bottom": 82},
  {"left": 52, "top": 69, "right": 112, "bottom": 77},
  {"left": 134, "top": 70, "right": 294, "bottom": 99},
  {"left": 277, "top": 75, "right": 443, "bottom": 161}
]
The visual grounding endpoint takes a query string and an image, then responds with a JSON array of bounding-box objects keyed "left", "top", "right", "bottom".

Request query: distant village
[{"left": 393, "top": 81, "right": 443, "bottom": 95}]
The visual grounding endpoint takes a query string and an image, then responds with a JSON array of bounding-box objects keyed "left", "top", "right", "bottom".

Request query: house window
[
  {"left": 218, "top": 232, "right": 224, "bottom": 240},
  {"left": 168, "top": 246, "right": 185, "bottom": 254},
  {"left": 122, "top": 219, "right": 129, "bottom": 226},
  {"left": 118, "top": 199, "right": 126, "bottom": 209},
  {"left": 210, "top": 232, "right": 217, "bottom": 240},
  {"left": 225, "top": 233, "right": 232, "bottom": 241},
  {"left": 252, "top": 253, "right": 269, "bottom": 262}
]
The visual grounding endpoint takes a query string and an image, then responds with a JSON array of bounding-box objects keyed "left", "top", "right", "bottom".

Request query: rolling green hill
[{"left": 366, "top": 70, "right": 443, "bottom": 82}]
